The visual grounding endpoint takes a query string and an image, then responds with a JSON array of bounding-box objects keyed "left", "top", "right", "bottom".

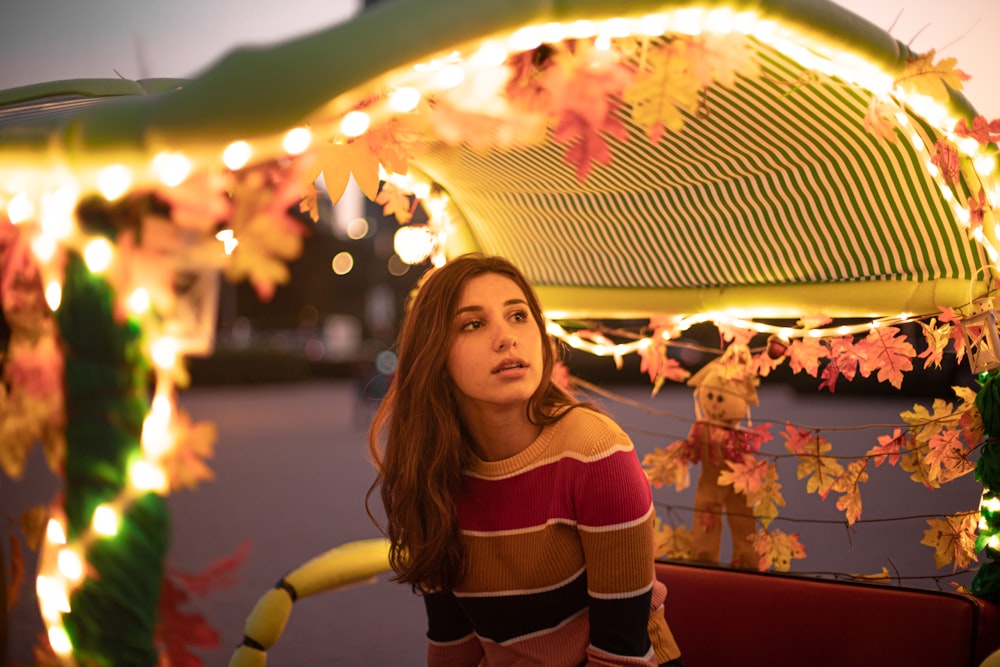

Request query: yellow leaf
[{"left": 625, "top": 41, "right": 701, "bottom": 141}]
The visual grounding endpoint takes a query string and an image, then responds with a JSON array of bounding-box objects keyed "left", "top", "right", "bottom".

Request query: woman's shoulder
[{"left": 552, "top": 407, "right": 633, "bottom": 455}]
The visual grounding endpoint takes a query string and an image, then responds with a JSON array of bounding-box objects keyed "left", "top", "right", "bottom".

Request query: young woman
[{"left": 367, "top": 254, "right": 684, "bottom": 666}]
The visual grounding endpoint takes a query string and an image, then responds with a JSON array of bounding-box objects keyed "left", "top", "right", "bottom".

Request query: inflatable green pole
[{"left": 55, "top": 204, "right": 169, "bottom": 665}]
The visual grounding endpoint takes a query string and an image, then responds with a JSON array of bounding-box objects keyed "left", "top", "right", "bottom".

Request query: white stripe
[
  {"left": 455, "top": 567, "right": 586, "bottom": 599},
  {"left": 578, "top": 504, "right": 654, "bottom": 533},
  {"left": 462, "top": 517, "right": 577, "bottom": 537},
  {"left": 588, "top": 580, "right": 654, "bottom": 601},
  {"left": 464, "top": 442, "right": 635, "bottom": 481}
]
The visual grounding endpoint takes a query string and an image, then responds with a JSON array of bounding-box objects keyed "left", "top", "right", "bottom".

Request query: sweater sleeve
[
  {"left": 574, "top": 427, "right": 661, "bottom": 666},
  {"left": 424, "top": 590, "right": 484, "bottom": 667}
]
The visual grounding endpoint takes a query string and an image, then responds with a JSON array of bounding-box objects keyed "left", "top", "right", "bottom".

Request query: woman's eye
[
  {"left": 512, "top": 309, "right": 529, "bottom": 322},
  {"left": 460, "top": 320, "right": 482, "bottom": 331}
]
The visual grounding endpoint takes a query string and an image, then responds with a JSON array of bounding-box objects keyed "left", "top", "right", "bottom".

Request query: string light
[
  {"left": 152, "top": 152, "right": 192, "bottom": 187},
  {"left": 283, "top": 127, "right": 312, "bottom": 155},
  {"left": 223, "top": 141, "right": 252, "bottom": 170}
]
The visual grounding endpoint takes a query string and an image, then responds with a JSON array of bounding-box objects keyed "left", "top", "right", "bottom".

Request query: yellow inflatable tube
[{"left": 228, "top": 538, "right": 393, "bottom": 667}]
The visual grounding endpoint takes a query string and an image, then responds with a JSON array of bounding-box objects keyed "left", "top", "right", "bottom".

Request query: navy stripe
[
  {"left": 589, "top": 588, "right": 654, "bottom": 657},
  {"left": 424, "top": 591, "right": 475, "bottom": 642},
  {"left": 455, "top": 571, "right": 588, "bottom": 643}
]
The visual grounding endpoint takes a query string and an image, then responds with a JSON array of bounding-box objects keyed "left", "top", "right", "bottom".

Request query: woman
[{"left": 367, "top": 254, "right": 683, "bottom": 666}]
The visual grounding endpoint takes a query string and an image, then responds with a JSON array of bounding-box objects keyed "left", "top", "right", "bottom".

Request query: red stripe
[{"left": 459, "top": 449, "right": 651, "bottom": 532}]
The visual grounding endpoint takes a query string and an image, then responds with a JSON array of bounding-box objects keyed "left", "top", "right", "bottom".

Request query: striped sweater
[{"left": 425, "top": 408, "right": 683, "bottom": 666}]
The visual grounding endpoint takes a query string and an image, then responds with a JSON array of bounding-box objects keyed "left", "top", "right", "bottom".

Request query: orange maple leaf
[
  {"left": 897, "top": 49, "right": 970, "bottom": 103},
  {"left": 868, "top": 428, "right": 908, "bottom": 467},
  {"left": 857, "top": 327, "right": 915, "bottom": 389},
  {"left": 642, "top": 441, "right": 691, "bottom": 492},
  {"left": 160, "top": 409, "right": 217, "bottom": 492},
  {"left": 781, "top": 423, "right": 813, "bottom": 455},
  {"left": 921, "top": 513, "right": 979, "bottom": 571},
  {"left": 924, "top": 429, "right": 975, "bottom": 484},
  {"left": 787, "top": 337, "right": 828, "bottom": 376},
  {"left": 374, "top": 182, "right": 414, "bottom": 224},
  {"left": 918, "top": 318, "right": 952, "bottom": 369},
  {"left": 752, "top": 528, "right": 806, "bottom": 572},
  {"left": 833, "top": 459, "right": 869, "bottom": 525},
  {"left": 796, "top": 435, "right": 843, "bottom": 499}
]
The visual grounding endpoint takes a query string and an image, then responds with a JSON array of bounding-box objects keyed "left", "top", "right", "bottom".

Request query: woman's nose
[{"left": 495, "top": 328, "right": 517, "bottom": 351}]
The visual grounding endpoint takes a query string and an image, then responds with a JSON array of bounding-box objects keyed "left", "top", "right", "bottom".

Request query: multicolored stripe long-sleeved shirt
[{"left": 424, "top": 408, "right": 682, "bottom": 666}]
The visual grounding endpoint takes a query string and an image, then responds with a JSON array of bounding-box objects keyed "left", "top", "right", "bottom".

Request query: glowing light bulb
[
  {"left": 131, "top": 460, "right": 168, "bottom": 493},
  {"left": 635, "top": 14, "right": 668, "bottom": 36},
  {"left": 540, "top": 22, "right": 565, "bottom": 44},
  {"left": 974, "top": 155, "right": 997, "bottom": 177},
  {"left": 37, "top": 576, "right": 71, "bottom": 619},
  {"left": 283, "top": 127, "right": 312, "bottom": 155},
  {"left": 31, "top": 234, "right": 57, "bottom": 263},
  {"left": 223, "top": 141, "right": 252, "bottom": 170},
  {"left": 46, "top": 518, "right": 67, "bottom": 545},
  {"left": 340, "top": 110, "right": 371, "bottom": 138},
  {"left": 985, "top": 497, "right": 1000, "bottom": 513},
  {"left": 393, "top": 225, "right": 436, "bottom": 265},
  {"left": 565, "top": 20, "right": 597, "bottom": 39},
  {"left": 388, "top": 87, "right": 421, "bottom": 112},
  {"left": 151, "top": 336, "right": 178, "bottom": 370},
  {"left": 83, "top": 237, "right": 114, "bottom": 273},
  {"left": 57, "top": 548, "right": 84, "bottom": 581},
  {"left": 469, "top": 41, "right": 507, "bottom": 68},
  {"left": 45, "top": 281, "right": 62, "bottom": 311},
  {"left": 7, "top": 191, "right": 34, "bottom": 223},
  {"left": 430, "top": 64, "right": 465, "bottom": 89},
  {"left": 97, "top": 164, "right": 132, "bottom": 201},
  {"left": 509, "top": 26, "right": 543, "bottom": 51},
  {"left": 152, "top": 152, "right": 192, "bottom": 187},
  {"left": 92, "top": 504, "right": 119, "bottom": 537},
  {"left": 216, "top": 229, "right": 238, "bottom": 254},
  {"left": 47, "top": 625, "right": 73, "bottom": 656},
  {"left": 128, "top": 287, "right": 150, "bottom": 314}
]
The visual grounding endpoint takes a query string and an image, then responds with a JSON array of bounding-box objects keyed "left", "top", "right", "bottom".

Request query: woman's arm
[
  {"left": 575, "top": 431, "right": 682, "bottom": 666},
  {"left": 423, "top": 590, "right": 485, "bottom": 666}
]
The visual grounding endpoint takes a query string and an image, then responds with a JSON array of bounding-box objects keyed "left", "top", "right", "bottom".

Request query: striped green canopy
[{"left": 0, "top": 0, "right": 996, "bottom": 322}]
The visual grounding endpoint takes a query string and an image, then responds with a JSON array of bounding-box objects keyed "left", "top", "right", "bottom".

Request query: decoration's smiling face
[{"left": 696, "top": 371, "right": 748, "bottom": 424}]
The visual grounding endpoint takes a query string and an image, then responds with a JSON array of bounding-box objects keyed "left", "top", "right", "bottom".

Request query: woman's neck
[{"left": 462, "top": 407, "right": 541, "bottom": 462}]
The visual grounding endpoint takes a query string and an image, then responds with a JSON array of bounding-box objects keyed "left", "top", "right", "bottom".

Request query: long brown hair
[{"left": 366, "top": 254, "right": 579, "bottom": 591}]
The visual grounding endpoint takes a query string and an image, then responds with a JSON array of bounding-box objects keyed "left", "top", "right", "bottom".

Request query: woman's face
[{"left": 446, "top": 272, "right": 544, "bottom": 414}]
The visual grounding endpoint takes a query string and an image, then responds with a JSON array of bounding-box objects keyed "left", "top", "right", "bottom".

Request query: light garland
[{"left": 2, "top": 3, "right": 998, "bottom": 662}]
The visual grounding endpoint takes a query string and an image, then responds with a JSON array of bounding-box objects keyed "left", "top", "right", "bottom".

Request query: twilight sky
[{"left": 0, "top": 0, "right": 996, "bottom": 118}]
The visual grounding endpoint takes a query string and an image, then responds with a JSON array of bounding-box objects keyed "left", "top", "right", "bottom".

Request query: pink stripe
[{"left": 459, "top": 450, "right": 651, "bottom": 532}]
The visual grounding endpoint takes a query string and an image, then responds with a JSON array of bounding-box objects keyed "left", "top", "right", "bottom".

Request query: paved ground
[{"left": 3, "top": 378, "right": 982, "bottom": 665}]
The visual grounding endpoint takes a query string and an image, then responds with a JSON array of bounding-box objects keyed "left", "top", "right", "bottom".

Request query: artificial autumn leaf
[
  {"left": 319, "top": 139, "right": 381, "bottom": 204},
  {"left": 786, "top": 337, "right": 828, "bottom": 377},
  {"left": 900, "top": 448, "right": 936, "bottom": 488},
  {"left": 159, "top": 409, "right": 217, "bottom": 492},
  {"left": 953, "top": 385, "right": 985, "bottom": 445},
  {"left": 897, "top": 49, "right": 970, "bottom": 104},
  {"left": 752, "top": 528, "right": 806, "bottom": 572},
  {"left": 818, "top": 336, "right": 862, "bottom": 392},
  {"left": 375, "top": 181, "right": 414, "bottom": 224},
  {"left": 833, "top": 459, "right": 869, "bottom": 525},
  {"left": 937, "top": 306, "right": 968, "bottom": 363},
  {"left": 863, "top": 96, "right": 899, "bottom": 143},
  {"left": 718, "top": 455, "right": 768, "bottom": 496},
  {"left": 750, "top": 347, "right": 784, "bottom": 378},
  {"left": 868, "top": 428, "right": 908, "bottom": 467},
  {"left": 638, "top": 342, "right": 691, "bottom": 395},
  {"left": 716, "top": 322, "right": 755, "bottom": 348},
  {"left": 652, "top": 519, "right": 696, "bottom": 561},
  {"left": 849, "top": 567, "right": 891, "bottom": 584},
  {"left": 536, "top": 42, "right": 633, "bottom": 179},
  {"left": 924, "top": 429, "right": 976, "bottom": 484},
  {"left": 931, "top": 138, "right": 961, "bottom": 186},
  {"left": 968, "top": 190, "right": 987, "bottom": 233},
  {"left": 921, "top": 513, "right": 979, "bottom": 571},
  {"left": 155, "top": 576, "right": 220, "bottom": 667},
  {"left": 20, "top": 506, "right": 48, "bottom": 551},
  {"left": 574, "top": 330, "right": 623, "bottom": 369},
  {"left": 796, "top": 435, "right": 844, "bottom": 499},
  {"left": 855, "top": 326, "right": 915, "bottom": 389},
  {"left": 918, "top": 318, "right": 952, "bottom": 369},
  {"left": 626, "top": 40, "right": 702, "bottom": 142},
  {"left": 901, "top": 398, "right": 959, "bottom": 445},
  {"left": 955, "top": 115, "right": 1000, "bottom": 144},
  {"left": 224, "top": 167, "right": 310, "bottom": 302},
  {"left": 684, "top": 32, "right": 760, "bottom": 89},
  {"left": 745, "top": 463, "right": 785, "bottom": 528},
  {"left": 781, "top": 424, "right": 813, "bottom": 455},
  {"left": 170, "top": 540, "right": 251, "bottom": 598},
  {"left": 643, "top": 441, "right": 691, "bottom": 492}
]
